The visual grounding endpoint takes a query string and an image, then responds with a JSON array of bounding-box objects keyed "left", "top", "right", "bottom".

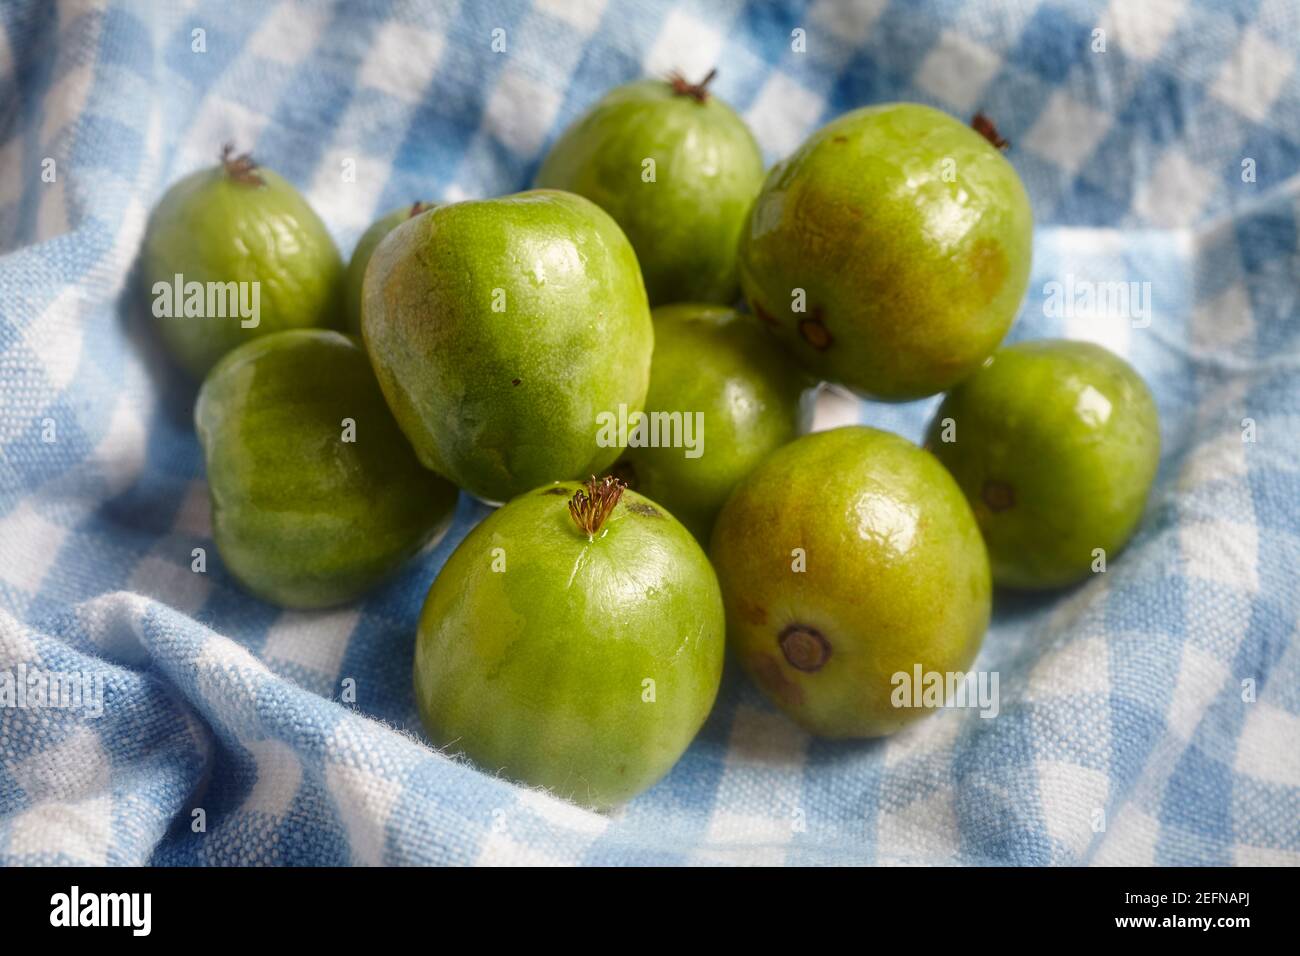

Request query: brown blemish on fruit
[
  {"left": 220, "top": 143, "right": 264, "bottom": 186},
  {"left": 752, "top": 654, "right": 804, "bottom": 707},
  {"left": 511, "top": 378, "right": 521, "bottom": 386},
  {"left": 668, "top": 67, "right": 717, "bottom": 102},
  {"left": 971, "top": 112, "right": 1009, "bottom": 150},
  {"left": 779, "top": 624, "right": 831, "bottom": 672},
  {"left": 737, "top": 599, "right": 768, "bottom": 626},
  {"left": 752, "top": 300, "right": 780, "bottom": 328},
  {"left": 541, "top": 486, "right": 570, "bottom": 496},
  {"left": 798, "top": 312, "right": 833, "bottom": 350},
  {"left": 832, "top": 135, "right": 848, "bottom": 144},
  {"left": 625, "top": 501, "right": 660, "bottom": 517},
  {"left": 968, "top": 238, "right": 1008, "bottom": 305},
  {"left": 982, "top": 479, "right": 1015, "bottom": 513}
]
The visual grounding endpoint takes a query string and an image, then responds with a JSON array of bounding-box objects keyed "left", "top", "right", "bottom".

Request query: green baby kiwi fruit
[
  {"left": 362, "top": 189, "right": 653, "bottom": 503},
  {"left": 535, "top": 70, "right": 765, "bottom": 306},
  {"left": 710, "top": 426, "right": 991, "bottom": 737},
  {"left": 614, "top": 303, "right": 814, "bottom": 541},
  {"left": 144, "top": 145, "right": 344, "bottom": 378},
  {"left": 738, "top": 104, "right": 1032, "bottom": 400},
  {"left": 926, "top": 339, "right": 1160, "bottom": 589},
  {"left": 195, "top": 329, "right": 458, "bottom": 609},
  {"left": 345, "top": 201, "right": 435, "bottom": 335},
  {"left": 414, "top": 477, "right": 725, "bottom": 809}
]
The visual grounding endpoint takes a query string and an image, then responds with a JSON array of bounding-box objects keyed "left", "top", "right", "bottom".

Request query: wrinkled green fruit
[
  {"left": 615, "top": 304, "right": 814, "bottom": 542},
  {"left": 195, "top": 329, "right": 458, "bottom": 609},
  {"left": 711, "top": 427, "right": 991, "bottom": 738},
  {"left": 926, "top": 339, "right": 1160, "bottom": 590},
  {"left": 738, "top": 103, "right": 1033, "bottom": 400},
  {"left": 364, "top": 190, "right": 653, "bottom": 504},
  {"left": 535, "top": 72, "right": 765, "bottom": 306},
  {"left": 415, "top": 478, "right": 725, "bottom": 809},
  {"left": 143, "top": 147, "right": 344, "bottom": 378},
  {"left": 344, "top": 202, "right": 435, "bottom": 334}
]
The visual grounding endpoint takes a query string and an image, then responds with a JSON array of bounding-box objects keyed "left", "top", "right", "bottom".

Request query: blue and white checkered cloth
[{"left": 1, "top": 0, "right": 1297, "bottom": 866}]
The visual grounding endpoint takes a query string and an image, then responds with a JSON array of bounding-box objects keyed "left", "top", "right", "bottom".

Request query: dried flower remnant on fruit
[
  {"left": 971, "top": 113, "right": 1009, "bottom": 151},
  {"left": 568, "top": 475, "right": 627, "bottom": 538},
  {"left": 220, "top": 143, "right": 265, "bottom": 186},
  {"left": 779, "top": 624, "right": 831, "bottom": 672},
  {"left": 668, "top": 67, "right": 717, "bottom": 103}
]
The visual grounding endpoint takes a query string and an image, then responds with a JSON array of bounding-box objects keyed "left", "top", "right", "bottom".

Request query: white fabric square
[
  {"left": 1179, "top": 518, "right": 1259, "bottom": 594},
  {"left": 248, "top": 0, "right": 328, "bottom": 66},
  {"left": 644, "top": 9, "right": 724, "bottom": 82},
  {"left": 914, "top": 31, "right": 1003, "bottom": 113},
  {"left": 1133, "top": 148, "right": 1218, "bottom": 227},
  {"left": 536, "top": 0, "right": 607, "bottom": 34},
  {"left": 357, "top": 21, "right": 445, "bottom": 100},
  {"left": 0, "top": 503, "right": 65, "bottom": 594},
  {"left": 263, "top": 608, "right": 358, "bottom": 681},
  {"left": 1023, "top": 90, "right": 1114, "bottom": 176},
  {"left": 1209, "top": 27, "right": 1296, "bottom": 123},
  {"left": 745, "top": 71, "right": 825, "bottom": 160},
  {"left": 1100, "top": 0, "right": 1186, "bottom": 62},
  {"left": 1235, "top": 703, "right": 1300, "bottom": 787},
  {"left": 483, "top": 64, "right": 563, "bottom": 156}
]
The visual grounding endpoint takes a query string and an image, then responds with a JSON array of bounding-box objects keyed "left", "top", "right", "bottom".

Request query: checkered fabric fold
[{"left": 1, "top": 0, "right": 1297, "bottom": 865}]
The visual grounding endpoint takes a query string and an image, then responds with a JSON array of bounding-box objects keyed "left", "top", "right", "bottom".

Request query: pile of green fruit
[{"left": 143, "top": 77, "right": 1159, "bottom": 810}]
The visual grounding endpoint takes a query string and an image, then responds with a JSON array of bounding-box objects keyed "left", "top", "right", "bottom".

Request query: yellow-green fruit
[
  {"left": 738, "top": 103, "right": 1032, "bottom": 400},
  {"left": 344, "top": 202, "right": 434, "bottom": 334},
  {"left": 536, "top": 72, "right": 764, "bottom": 306},
  {"left": 711, "top": 427, "right": 991, "bottom": 737},
  {"left": 616, "top": 304, "right": 813, "bottom": 541},
  {"left": 363, "top": 190, "right": 653, "bottom": 503},
  {"left": 926, "top": 339, "right": 1160, "bottom": 589},
  {"left": 195, "top": 329, "right": 458, "bottom": 609},
  {"left": 415, "top": 478, "right": 725, "bottom": 809},
  {"left": 143, "top": 147, "right": 344, "bottom": 378}
]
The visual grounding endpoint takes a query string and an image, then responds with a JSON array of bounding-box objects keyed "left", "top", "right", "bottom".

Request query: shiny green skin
[
  {"left": 363, "top": 190, "right": 653, "bottom": 504},
  {"left": 143, "top": 163, "right": 344, "bottom": 378},
  {"left": 414, "top": 481, "right": 725, "bottom": 809},
  {"left": 344, "top": 202, "right": 434, "bottom": 335},
  {"left": 616, "top": 304, "right": 814, "bottom": 542},
  {"left": 710, "top": 427, "right": 991, "bottom": 738},
  {"left": 195, "top": 330, "right": 458, "bottom": 609},
  {"left": 738, "top": 103, "right": 1033, "bottom": 400},
  {"left": 925, "top": 340, "right": 1160, "bottom": 590},
  {"left": 535, "top": 79, "right": 765, "bottom": 306}
]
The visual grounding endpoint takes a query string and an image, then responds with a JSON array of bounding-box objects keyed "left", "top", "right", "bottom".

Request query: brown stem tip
[
  {"left": 668, "top": 67, "right": 717, "bottom": 102},
  {"left": 409, "top": 200, "right": 432, "bottom": 218},
  {"left": 568, "top": 475, "right": 626, "bottom": 538},
  {"left": 971, "top": 113, "right": 1009, "bottom": 151},
  {"left": 220, "top": 143, "right": 265, "bottom": 186}
]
